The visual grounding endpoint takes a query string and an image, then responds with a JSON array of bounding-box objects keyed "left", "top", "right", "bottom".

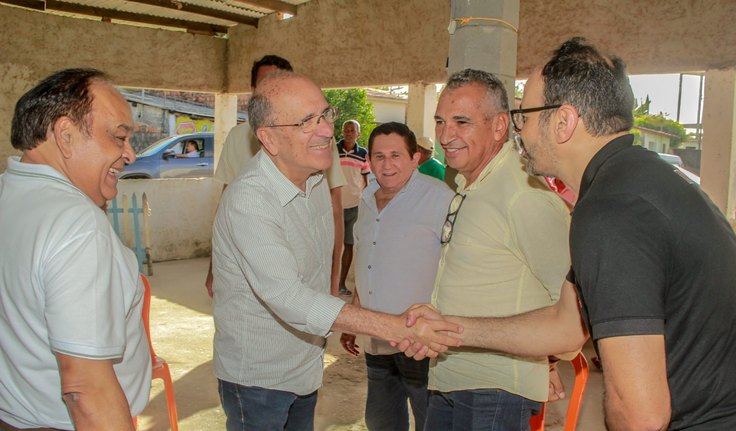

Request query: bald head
[
  {"left": 248, "top": 71, "right": 318, "bottom": 132},
  {"left": 246, "top": 72, "right": 334, "bottom": 188}
]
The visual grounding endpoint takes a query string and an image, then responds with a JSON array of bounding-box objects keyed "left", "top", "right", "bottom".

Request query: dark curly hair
[{"left": 540, "top": 37, "right": 635, "bottom": 136}]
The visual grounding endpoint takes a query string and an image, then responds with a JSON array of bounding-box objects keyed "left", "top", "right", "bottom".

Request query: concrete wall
[
  {"left": 517, "top": 0, "right": 736, "bottom": 77},
  {"left": 114, "top": 178, "right": 221, "bottom": 262},
  {"left": 701, "top": 69, "right": 736, "bottom": 219},
  {"left": 0, "top": 4, "right": 226, "bottom": 172},
  {"left": 226, "top": 0, "right": 451, "bottom": 92},
  {"left": 371, "top": 98, "right": 407, "bottom": 124}
]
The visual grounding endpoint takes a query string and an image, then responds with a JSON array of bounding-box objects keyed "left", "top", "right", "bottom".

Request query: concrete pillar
[
  {"left": 407, "top": 83, "right": 438, "bottom": 139},
  {"left": 448, "top": 0, "right": 519, "bottom": 100},
  {"left": 701, "top": 69, "right": 736, "bottom": 222},
  {"left": 214, "top": 93, "right": 238, "bottom": 171}
]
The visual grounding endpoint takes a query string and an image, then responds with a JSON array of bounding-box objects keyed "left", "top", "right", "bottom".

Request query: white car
[
  {"left": 674, "top": 164, "right": 701, "bottom": 185},
  {"left": 657, "top": 152, "right": 684, "bottom": 167},
  {"left": 657, "top": 152, "right": 700, "bottom": 184}
]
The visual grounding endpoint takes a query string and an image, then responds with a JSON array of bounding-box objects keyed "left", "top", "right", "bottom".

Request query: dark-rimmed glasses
[
  {"left": 441, "top": 193, "right": 466, "bottom": 245},
  {"left": 265, "top": 106, "right": 338, "bottom": 134},
  {"left": 509, "top": 105, "right": 561, "bottom": 132}
]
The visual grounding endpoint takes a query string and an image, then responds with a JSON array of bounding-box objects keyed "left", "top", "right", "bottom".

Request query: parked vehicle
[
  {"left": 121, "top": 133, "right": 214, "bottom": 179},
  {"left": 657, "top": 152, "right": 684, "bottom": 167},
  {"left": 657, "top": 152, "right": 700, "bottom": 184},
  {"left": 674, "top": 165, "right": 701, "bottom": 185}
]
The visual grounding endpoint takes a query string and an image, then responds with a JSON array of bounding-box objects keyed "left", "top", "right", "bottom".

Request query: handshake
[{"left": 340, "top": 304, "right": 463, "bottom": 360}]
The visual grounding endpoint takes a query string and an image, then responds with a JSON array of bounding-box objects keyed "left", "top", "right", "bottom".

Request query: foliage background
[
  {"left": 633, "top": 96, "right": 688, "bottom": 148},
  {"left": 323, "top": 89, "right": 376, "bottom": 148}
]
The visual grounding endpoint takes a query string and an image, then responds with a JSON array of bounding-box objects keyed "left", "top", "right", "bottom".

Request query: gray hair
[
  {"left": 445, "top": 69, "right": 510, "bottom": 117},
  {"left": 247, "top": 70, "right": 297, "bottom": 131},
  {"left": 342, "top": 119, "right": 360, "bottom": 134}
]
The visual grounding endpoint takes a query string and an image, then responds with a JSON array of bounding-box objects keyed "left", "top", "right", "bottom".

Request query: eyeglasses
[
  {"left": 509, "top": 105, "right": 561, "bottom": 132},
  {"left": 441, "top": 193, "right": 466, "bottom": 246},
  {"left": 266, "top": 106, "right": 338, "bottom": 134}
]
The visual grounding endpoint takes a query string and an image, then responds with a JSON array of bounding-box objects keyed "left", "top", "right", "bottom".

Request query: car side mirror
[{"left": 162, "top": 149, "right": 174, "bottom": 160}]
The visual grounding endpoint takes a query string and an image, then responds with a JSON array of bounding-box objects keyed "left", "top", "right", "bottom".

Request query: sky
[{"left": 628, "top": 74, "right": 704, "bottom": 127}]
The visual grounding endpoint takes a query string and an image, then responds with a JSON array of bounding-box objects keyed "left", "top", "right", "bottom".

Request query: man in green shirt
[{"left": 417, "top": 136, "right": 445, "bottom": 180}]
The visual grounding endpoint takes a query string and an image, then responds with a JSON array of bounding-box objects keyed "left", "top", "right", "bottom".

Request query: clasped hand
[
  {"left": 340, "top": 304, "right": 463, "bottom": 360},
  {"left": 392, "top": 304, "right": 462, "bottom": 359}
]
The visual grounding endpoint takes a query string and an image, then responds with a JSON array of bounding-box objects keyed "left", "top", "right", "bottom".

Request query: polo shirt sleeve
[
  {"left": 325, "top": 144, "right": 347, "bottom": 189},
  {"left": 508, "top": 189, "right": 570, "bottom": 301},
  {"left": 215, "top": 132, "right": 238, "bottom": 185},
  {"left": 221, "top": 185, "right": 345, "bottom": 336},
  {"left": 361, "top": 151, "right": 371, "bottom": 175},
  {"left": 571, "top": 194, "right": 668, "bottom": 340},
  {"left": 43, "top": 211, "right": 131, "bottom": 360}
]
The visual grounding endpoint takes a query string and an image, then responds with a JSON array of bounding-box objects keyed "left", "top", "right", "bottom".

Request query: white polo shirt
[{"left": 0, "top": 157, "right": 151, "bottom": 429}]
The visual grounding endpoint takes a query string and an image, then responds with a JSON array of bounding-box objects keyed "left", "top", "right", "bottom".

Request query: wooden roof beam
[
  {"left": 124, "top": 0, "right": 259, "bottom": 27},
  {"left": 0, "top": 0, "right": 45, "bottom": 11},
  {"left": 230, "top": 0, "right": 297, "bottom": 16},
  {"left": 45, "top": 0, "right": 229, "bottom": 34}
]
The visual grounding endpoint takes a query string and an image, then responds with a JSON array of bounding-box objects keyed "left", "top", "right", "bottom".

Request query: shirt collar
[
  {"left": 455, "top": 140, "right": 513, "bottom": 192},
  {"left": 6, "top": 156, "right": 77, "bottom": 188},
  {"left": 6, "top": 156, "right": 97, "bottom": 204},
  {"left": 257, "top": 151, "right": 325, "bottom": 207},
  {"left": 362, "top": 170, "right": 420, "bottom": 207},
  {"left": 338, "top": 140, "right": 361, "bottom": 154},
  {"left": 578, "top": 134, "right": 635, "bottom": 201}
]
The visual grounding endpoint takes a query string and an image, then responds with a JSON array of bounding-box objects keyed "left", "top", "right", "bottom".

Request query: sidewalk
[{"left": 138, "top": 257, "right": 605, "bottom": 430}]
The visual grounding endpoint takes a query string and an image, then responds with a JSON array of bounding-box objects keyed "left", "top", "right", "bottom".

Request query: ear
[
  {"left": 256, "top": 127, "right": 278, "bottom": 156},
  {"left": 492, "top": 113, "right": 511, "bottom": 142},
  {"left": 411, "top": 150, "right": 421, "bottom": 166},
  {"left": 553, "top": 105, "right": 579, "bottom": 143},
  {"left": 53, "top": 116, "right": 75, "bottom": 159}
]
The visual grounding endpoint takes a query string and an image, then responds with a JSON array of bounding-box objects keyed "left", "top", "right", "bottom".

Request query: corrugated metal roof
[
  {"left": 0, "top": 0, "right": 311, "bottom": 35},
  {"left": 121, "top": 88, "right": 248, "bottom": 121}
]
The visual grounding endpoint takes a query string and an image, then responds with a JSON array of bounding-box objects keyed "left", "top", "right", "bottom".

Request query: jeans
[
  {"left": 424, "top": 388, "right": 542, "bottom": 431},
  {"left": 218, "top": 379, "right": 318, "bottom": 431},
  {"left": 365, "top": 353, "right": 429, "bottom": 431}
]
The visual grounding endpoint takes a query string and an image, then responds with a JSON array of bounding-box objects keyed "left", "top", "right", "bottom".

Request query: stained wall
[
  {"left": 226, "top": 0, "right": 451, "bottom": 92},
  {"left": 517, "top": 0, "right": 736, "bottom": 77}
]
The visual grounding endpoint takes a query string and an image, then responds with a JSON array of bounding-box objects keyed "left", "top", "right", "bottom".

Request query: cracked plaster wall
[{"left": 226, "top": 0, "right": 450, "bottom": 92}]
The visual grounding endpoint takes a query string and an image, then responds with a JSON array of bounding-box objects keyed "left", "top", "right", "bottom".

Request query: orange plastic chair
[
  {"left": 140, "top": 274, "right": 179, "bottom": 431},
  {"left": 530, "top": 352, "right": 589, "bottom": 431}
]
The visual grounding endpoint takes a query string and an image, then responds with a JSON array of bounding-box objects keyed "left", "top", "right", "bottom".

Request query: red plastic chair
[
  {"left": 140, "top": 274, "right": 179, "bottom": 431},
  {"left": 530, "top": 352, "right": 589, "bottom": 431}
]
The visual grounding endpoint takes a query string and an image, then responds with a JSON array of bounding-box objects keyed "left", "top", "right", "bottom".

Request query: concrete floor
[{"left": 137, "top": 257, "right": 606, "bottom": 430}]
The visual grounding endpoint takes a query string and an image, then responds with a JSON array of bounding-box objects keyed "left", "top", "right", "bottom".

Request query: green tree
[
  {"left": 323, "top": 88, "right": 376, "bottom": 148},
  {"left": 514, "top": 81, "right": 525, "bottom": 100},
  {"left": 634, "top": 95, "right": 651, "bottom": 116},
  {"left": 632, "top": 97, "right": 687, "bottom": 148}
]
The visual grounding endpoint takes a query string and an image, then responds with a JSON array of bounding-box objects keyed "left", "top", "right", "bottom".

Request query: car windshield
[{"left": 137, "top": 135, "right": 182, "bottom": 157}]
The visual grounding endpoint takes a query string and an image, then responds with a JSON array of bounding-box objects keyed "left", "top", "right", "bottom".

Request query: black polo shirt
[{"left": 568, "top": 134, "right": 736, "bottom": 429}]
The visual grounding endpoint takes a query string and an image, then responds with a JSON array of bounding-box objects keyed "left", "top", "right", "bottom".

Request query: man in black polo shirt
[{"left": 399, "top": 37, "right": 736, "bottom": 430}]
